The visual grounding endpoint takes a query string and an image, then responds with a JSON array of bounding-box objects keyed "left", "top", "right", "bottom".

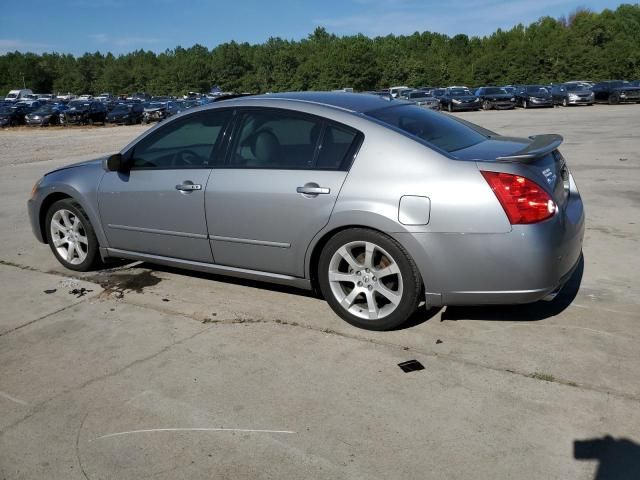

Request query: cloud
[
  {"left": 0, "top": 39, "right": 52, "bottom": 54},
  {"left": 315, "top": 0, "right": 588, "bottom": 37},
  {"left": 88, "top": 33, "right": 161, "bottom": 48}
]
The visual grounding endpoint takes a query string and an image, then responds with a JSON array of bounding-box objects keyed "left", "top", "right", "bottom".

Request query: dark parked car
[
  {"left": 591, "top": 81, "right": 640, "bottom": 104},
  {"left": 475, "top": 87, "right": 516, "bottom": 110},
  {"left": 63, "top": 101, "right": 107, "bottom": 125},
  {"left": 142, "top": 101, "right": 181, "bottom": 123},
  {"left": 25, "top": 104, "right": 66, "bottom": 126},
  {"left": 439, "top": 87, "right": 480, "bottom": 112},
  {"left": 515, "top": 85, "right": 553, "bottom": 108},
  {"left": 106, "top": 103, "right": 144, "bottom": 125},
  {"left": 551, "top": 83, "right": 594, "bottom": 107},
  {"left": 0, "top": 103, "right": 31, "bottom": 127},
  {"left": 401, "top": 91, "right": 440, "bottom": 110}
]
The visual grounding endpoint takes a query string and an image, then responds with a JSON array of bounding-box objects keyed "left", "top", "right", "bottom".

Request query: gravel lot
[{"left": 1, "top": 106, "right": 639, "bottom": 479}]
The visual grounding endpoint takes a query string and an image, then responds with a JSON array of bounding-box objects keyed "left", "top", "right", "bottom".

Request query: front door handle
[
  {"left": 176, "top": 183, "right": 202, "bottom": 192},
  {"left": 296, "top": 185, "right": 330, "bottom": 195}
]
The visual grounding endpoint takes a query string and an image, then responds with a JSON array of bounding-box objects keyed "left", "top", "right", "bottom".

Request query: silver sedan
[{"left": 28, "top": 92, "right": 584, "bottom": 330}]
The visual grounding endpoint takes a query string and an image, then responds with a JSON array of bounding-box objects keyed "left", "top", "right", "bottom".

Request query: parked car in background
[
  {"left": 5, "top": 89, "right": 34, "bottom": 102},
  {"left": 142, "top": 101, "right": 180, "bottom": 123},
  {"left": 128, "top": 92, "right": 151, "bottom": 102},
  {"left": 551, "top": 83, "right": 594, "bottom": 106},
  {"left": 25, "top": 104, "right": 66, "bottom": 126},
  {"left": 106, "top": 103, "right": 144, "bottom": 125},
  {"left": 389, "top": 86, "right": 410, "bottom": 98},
  {"left": 440, "top": 87, "right": 480, "bottom": 112},
  {"left": 36, "top": 94, "right": 55, "bottom": 102},
  {"left": 77, "top": 94, "right": 93, "bottom": 101},
  {"left": 591, "top": 81, "right": 640, "bottom": 104},
  {"left": 515, "top": 85, "right": 553, "bottom": 108},
  {"left": 0, "top": 103, "right": 32, "bottom": 126},
  {"left": 27, "top": 92, "right": 584, "bottom": 331},
  {"left": 475, "top": 87, "right": 516, "bottom": 110},
  {"left": 402, "top": 90, "right": 440, "bottom": 110},
  {"left": 95, "top": 93, "right": 114, "bottom": 103},
  {"left": 63, "top": 101, "right": 107, "bottom": 125},
  {"left": 56, "top": 93, "right": 75, "bottom": 101}
]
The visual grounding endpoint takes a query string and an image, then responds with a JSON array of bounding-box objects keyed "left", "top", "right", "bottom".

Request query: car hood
[
  {"left": 451, "top": 95, "right": 477, "bottom": 101},
  {"left": 483, "top": 94, "right": 513, "bottom": 100},
  {"left": 44, "top": 157, "right": 106, "bottom": 176}
]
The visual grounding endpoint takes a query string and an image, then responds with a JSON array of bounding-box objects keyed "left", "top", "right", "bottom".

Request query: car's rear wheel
[
  {"left": 482, "top": 100, "right": 491, "bottom": 110},
  {"left": 45, "top": 199, "right": 101, "bottom": 271},
  {"left": 609, "top": 94, "right": 619, "bottom": 105},
  {"left": 562, "top": 98, "right": 568, "bottom": 107},
  {"left": 318, "top": 229, "right": 422, "bottom": 331}
]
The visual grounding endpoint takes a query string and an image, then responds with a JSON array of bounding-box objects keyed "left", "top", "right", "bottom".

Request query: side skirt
[{"left": 101, "top": 247, "right": 312, "bottom": 290}]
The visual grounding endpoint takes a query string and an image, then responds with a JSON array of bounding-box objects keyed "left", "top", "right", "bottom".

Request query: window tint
[
  {"left": 367, "top": 104, "right": 486, "bottom": 153},
  {"left": 229, "top": 110, "right": 322, "bottom": 169},
  {"left": 131, "top": 110, "right": 231, "bottom": 169},
  {"left": 316, "top": 124, "right": 359, "bottom": 169}
]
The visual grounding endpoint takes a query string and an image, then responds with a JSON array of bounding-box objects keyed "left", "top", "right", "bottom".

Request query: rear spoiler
[{"left": 495, "top": 134, "right": 563, "bottom": 162}]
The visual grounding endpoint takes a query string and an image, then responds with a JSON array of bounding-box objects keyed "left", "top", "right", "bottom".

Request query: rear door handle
[
  {"left": 296, "top": 186, "right": 330, "bottom": 195},
  {"left": 176, "top": 183, "right": 202, "bottom": 191}
]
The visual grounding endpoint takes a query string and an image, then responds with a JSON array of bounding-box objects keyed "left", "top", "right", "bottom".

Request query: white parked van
[{"left": 5, "top": 89, "right": 33, "bottom": 102}]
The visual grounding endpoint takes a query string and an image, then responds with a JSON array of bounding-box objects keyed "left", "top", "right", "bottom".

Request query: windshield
[
  {"left": 566, "top": 84, "right": 590, "bottom": 92},
  {"left": 483, "top": 87, "right": 508, "bottom": 95},
  {"left": 6, "top": 93, "right": 18, "bottom": 99},
  {"left": 526, "top": 86, "right": 549, "bottom": 94},
  {"left": 367, "top": 104, "right": 487, "bottom": 153},
  {"left": 68, "top": 101, "right": 90, "bottom": 109},
  {"left": 449, "top": 88, "right": 472, "bottom": 96},
  {"left": 33, "top": 106, "right": 55, "bottom": 114}
]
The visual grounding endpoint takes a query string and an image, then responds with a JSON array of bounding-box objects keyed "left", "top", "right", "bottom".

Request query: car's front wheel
[
  {"left": 318, "top": 229, "right": 422, "bottom": 331},
  {"left": 45, "top": 199, "right": 101, "bottom": 271}
]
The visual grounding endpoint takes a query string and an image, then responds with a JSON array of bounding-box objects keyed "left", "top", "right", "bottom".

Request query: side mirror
[{"left": 105, "top": 153, "right": 123, "bottom": 172}]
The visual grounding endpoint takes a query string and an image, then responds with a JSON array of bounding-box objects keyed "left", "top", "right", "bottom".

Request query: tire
[
  {"left": 45, "top": 199, "right": 101, "bottom": 272},
  {"left": 562, "top": 98, "right": 568, "bottom": 107},
  {"left": 482, "top": 100, "right": 491, "bottom": 110},
  {"left": 318, "top": 228, "right": 423, "bottom": 331},
  {"left": 608, "top": 95, "right": 619, "bottom": 105},
  {"left": 523, "top": 100, "right": 528, "bottom": 109},
  {"left": 447, "top": 103, "right": 453, "bottom": 113}
]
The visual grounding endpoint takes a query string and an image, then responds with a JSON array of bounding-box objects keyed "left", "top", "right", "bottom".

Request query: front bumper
[
  {"left": 567, "top": 97, "right": 593, "bottom": 105},
  {"left": 528, "top": 98, "right": 553, "bottom": 107},
  {"left": 450, "top": 102, "right": 480, "bottom": 111},
  {"left": 27, "top": 197, "right": 45, "bottom": 243}
]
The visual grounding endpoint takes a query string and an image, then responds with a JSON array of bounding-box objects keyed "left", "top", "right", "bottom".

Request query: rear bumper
[{"left": 394, "top": 185, "right": 585, "bottom": 307}]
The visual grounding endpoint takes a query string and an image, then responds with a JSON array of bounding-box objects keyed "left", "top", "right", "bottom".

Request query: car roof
[{"left": 222, "top": 92, "right": 397, "bottom": 114}]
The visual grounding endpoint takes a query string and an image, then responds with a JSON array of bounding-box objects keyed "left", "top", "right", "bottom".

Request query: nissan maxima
[{"left": 27, "top": 92, "right": 584, "bottom": 330}]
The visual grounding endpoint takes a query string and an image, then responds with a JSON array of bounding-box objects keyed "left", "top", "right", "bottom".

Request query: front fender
[{"left": 33, "top": 165, "right": 108, "bottom": 247}]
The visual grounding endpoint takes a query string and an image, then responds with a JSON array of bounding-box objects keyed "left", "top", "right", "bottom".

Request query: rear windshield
[{"left": 367, "top": 104, "right": 487, "bottom": 153}]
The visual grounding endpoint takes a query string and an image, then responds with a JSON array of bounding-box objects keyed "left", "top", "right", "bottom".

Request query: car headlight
[
  {"left": 452, "top": 99, "right": 461, "bottom": 104},
  {"left": 30, "top": 177, "right": 44, "bottom": 199},
  {"left": 474, "top": 98, "right": 479, "bottom": 102},
  {"left": 568, "top": 94, "right": 579, "bottom": 100},
  {"left": 510, "top": 97, "right": 516, "bottom": 102}
]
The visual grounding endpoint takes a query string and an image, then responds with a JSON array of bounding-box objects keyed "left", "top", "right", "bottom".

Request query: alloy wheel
[
  {"left": 327, "top": 241, "right": 403, "bottom": 321},
  {"left": 50, "top": 209, "right": 89, "bottom": 265}
]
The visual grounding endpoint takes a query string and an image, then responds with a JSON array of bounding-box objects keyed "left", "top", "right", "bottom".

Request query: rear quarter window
[{"left": 366, "top": 104, "right": 487, "bottom": 153}]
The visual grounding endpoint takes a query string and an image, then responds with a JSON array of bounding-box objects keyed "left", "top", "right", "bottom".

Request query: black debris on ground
[
  {"left": 398, "top": 360, "right": 425, "bottom": 373},
  {"left": 43, "top": 289, "right": 57, "bottom": 294},
  {"left": 69, "top": 287, "right": 92, "bottom": 298}
]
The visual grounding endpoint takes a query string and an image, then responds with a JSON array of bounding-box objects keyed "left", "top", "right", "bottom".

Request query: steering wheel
[{"left": 171, "top": 149, "right": 198, "bottom": 167}]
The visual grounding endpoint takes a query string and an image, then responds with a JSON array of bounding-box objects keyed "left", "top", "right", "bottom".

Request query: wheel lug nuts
[
  {"left": 365, "top": 268, "right": 370, "bottom": 273},
  {"left": 368, "top": 285, "right": 373, "bottom": 291},
  {"left": 356, "top": 271, "right": 361, "bottom": 276},
  {"left": 357, "top": 281, "right": 363, "bottom": 287},
  {"left": 372, "top": 276, "right": 377, "bottom": 281}
]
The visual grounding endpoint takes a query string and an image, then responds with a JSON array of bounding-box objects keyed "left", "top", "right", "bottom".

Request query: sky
[{"left": 0, "top": 0, "right": 626, "bottom": 55}]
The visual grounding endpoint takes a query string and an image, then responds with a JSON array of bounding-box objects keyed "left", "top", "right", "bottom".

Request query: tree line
[{"left": 1, "top": 4, "right": 639, "bottom": 96}]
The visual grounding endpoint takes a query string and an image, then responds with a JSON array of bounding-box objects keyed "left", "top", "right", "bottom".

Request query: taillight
[{"left": 481, "top": 171, "right": 556, "bottom": 224}]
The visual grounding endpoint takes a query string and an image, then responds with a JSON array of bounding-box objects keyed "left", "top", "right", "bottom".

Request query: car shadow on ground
[
  {"left": 440, "top": 254, "right": 584, "bottom": 322},
  {"left": 574, "top": 436, "right": 640, "bottom": 480}
]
